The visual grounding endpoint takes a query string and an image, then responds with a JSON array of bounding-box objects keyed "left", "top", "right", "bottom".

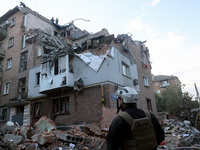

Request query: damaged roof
[{"left": 153, "top": 75, "right": 179, "bottom": 82}]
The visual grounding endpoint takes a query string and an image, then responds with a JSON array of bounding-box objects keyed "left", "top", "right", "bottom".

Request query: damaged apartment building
[{"left": 0, "top": 3, "right": 156, "bottom": 128}]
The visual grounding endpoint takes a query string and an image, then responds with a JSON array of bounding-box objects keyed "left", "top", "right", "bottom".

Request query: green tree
[
  {"left": 155, "top": 85, "right": 199, "bottom": 116},
  {"left": 162, "top": 86, "right": 182, "bottom": 115},
  {"left": 155, "top": 93, "right": 166, "bottom": 112}
]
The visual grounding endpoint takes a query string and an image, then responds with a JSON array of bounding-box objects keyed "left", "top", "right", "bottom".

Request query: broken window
[
  {"left": 3, "top": 82, "right": 10, "bottom": 95},
  {"left": 157, "top": 89, "right": 160, "bottom": 94},
  {"left": 54, "top": 59, "right": 59, "bottom": 75},
  {"left": 34, "top": 102, "right": 42, "bottom": 117},
  {"left": 59, "top": 56, "right": 66, "bottom": 73},
  {"left": 0, "top": 107, "right": 7, "bottom": 121},
  {"left": 20, "top": 51, "right": 28, "bottom": 72},
  {"left": 18, "top": 77, "right": 26, "bottom": 99},
  {"left": 161, "top": 80, "right": 169, "bottom": 87},
  {"left": 7, "top": 58, "right": 12, "bottom": 69},
  {"left": 10, "top": 17, "right": 16, "bottom": 27},
  {"left": 122, "top": 62, "right": 130, "bottom": 77},
  {"left": 155, "top": 82, "right": 159, "bottom": 86},
  {"left": 36, "top": 72, "right": 40, "bottom": 86},
  {"left": 8, "top": 37, "right": 14, "bottom": 48},
  {"left": 146, "top": 98, "right": 153, "bottom": 112},
  {"left": 16, "top": 106, "right": 24, "bottom": 115},
  {"left": 143, "top": 75, "right": 149, "bottom": 87},
  {"left": 53, "top": 97, "right": 69, "bottom": 114},
  {"left": 54, "top": 31, "right": 58, "bottom": 36},
  {"left": 38, "top": 46, "right": 44, "bottom": 57},
  {"left": 141, "top": 51, "right": 146, "bottom": 65},
  {"left": 69, "top": 56, "right": 73, "bottom": 73}
]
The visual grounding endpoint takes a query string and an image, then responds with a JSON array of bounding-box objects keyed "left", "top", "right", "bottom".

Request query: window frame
[
  {"left": 3, "top": 82, "right": 10, "bottom": 95},
  {"left": 157, "top": 89, "right": 160, "bottom": 94},
  {"left": 122, "top": 62, "right": 130, "bottom": 77},
  {"left": 146, "top": 98, "right": 153, "bottom": 112},
  {"left": 143, "top": 75, "right": 149, "bottom": 87},
  {"left": 34, "top": 102, "right": 42, "bottom": 117},
  {"left": 8, "top": 37, "right": 14, "bottom": 48},
  {"left": 7, "top": 58, "right": 12, "bottom": 69},
  {"left": 10, "top": 17, "right": 16, "bottom": 27},
  {"left": 35, "top": 72, "right": 40, "bottom": 86},
  {"left": 20, "top": 51, "right": 28, "bottom": 72},
  {"left": 53, "top": 97, "right": 70, "bottom": 115},
  {"left": 141, "top": 51, "right": 146, "bottom": 65},
  {"left": 18, "top": 77, "right": 26, "bottom": 99},
  {"left": 0, "top": 107, "right": 8, "bottom": 122}
]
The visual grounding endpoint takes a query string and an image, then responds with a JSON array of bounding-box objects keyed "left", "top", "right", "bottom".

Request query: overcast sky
[{"left": 1, "top": 0, "right": 200, "bottom": 97}]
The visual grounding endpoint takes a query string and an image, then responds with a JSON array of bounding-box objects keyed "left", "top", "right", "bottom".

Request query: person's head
[{"left": 115, "top": 86, "right": 139, "bottom": 112}]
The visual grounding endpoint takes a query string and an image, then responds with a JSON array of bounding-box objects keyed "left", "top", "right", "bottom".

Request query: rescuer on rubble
[{"left": 106, "top": 86, "right": 165, "bottom": 150}]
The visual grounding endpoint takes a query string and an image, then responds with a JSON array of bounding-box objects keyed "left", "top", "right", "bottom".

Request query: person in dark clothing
[{"left": 106, "top": 86, "right": 165, "bottom": 150}]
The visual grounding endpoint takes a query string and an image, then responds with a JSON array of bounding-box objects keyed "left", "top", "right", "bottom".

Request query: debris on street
[{"left": 0, "top": 116, "right": 107, "bottom": 150}]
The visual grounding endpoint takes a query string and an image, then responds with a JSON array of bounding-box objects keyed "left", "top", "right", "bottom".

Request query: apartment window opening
[
  {"left": 146, "top": 98, "right": 153, "bottom": 112},
  {"left": 18, "top": 77, "right": 26, "bottom": 99},
  {"left": 8, "top": 37, "right": 14, "bottom": 48},
  {"left": 20, "top": 51, "right": 28, "bottom": 72},
  {"left": 53, "top": 97, "right": 70, "bottom": 114},
  {"left": 141, "top": 51, "right": 146, "bottom": 64},
  {"left": 34, "top": 102, "right": 42, "bottom": 117},
  {"left": 3, "top": 82, "right": 10, "bottom": 95},
  {"left": 7, "top": 58, "right": 12, "bottom": 69},
  {"left": 143, "top": 76, "right": 149, "bottom": 87},
  {"left": 122, "top": 62, "right": 130, "bottom": 77},
  {"left": 54, "top": 59, "right": 59, "bottom": 75},
  {"left": 36, "top": 72, "right": 40, "bottom": 85},
  {"left": 10, "top": 17, "right": 16, "bottom": 27},
  {"left": 0, "top": 108, "right": 7, "bottom": 121}
]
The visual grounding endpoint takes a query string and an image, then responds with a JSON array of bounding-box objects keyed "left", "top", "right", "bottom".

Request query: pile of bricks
[{"left": 0, "top": 116, "right": 107, "bottom": 150}]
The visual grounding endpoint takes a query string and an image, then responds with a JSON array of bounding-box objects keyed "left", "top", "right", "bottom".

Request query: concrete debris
[
  {"left": 158, "top": 119, "right": 200, "bottom": 149},
  {"left": 34, "top": 116, "right": 57, "bottom": 133},
  {"left": 0, "top": 116, "right": 106, "bottom": 150}
]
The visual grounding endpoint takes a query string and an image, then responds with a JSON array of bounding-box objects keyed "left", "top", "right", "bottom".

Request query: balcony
[
  {"left": 0, "top": 47, "right": 5, "bottom": 61},
  {"left": 39, "top": 55, "right": 74, "bottom": 94},
  {"left": 0, "top": 27, "right": 7, "bottom": 41},
  {"left": 160, "top": 82, "right": 170, "bottom": 88}
]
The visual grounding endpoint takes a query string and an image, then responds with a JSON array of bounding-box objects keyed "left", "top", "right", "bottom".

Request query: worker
[{"left": 106, "top": 86, "right": 165, "bottom": 150}]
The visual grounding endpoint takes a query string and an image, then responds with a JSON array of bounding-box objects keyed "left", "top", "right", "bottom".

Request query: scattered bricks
[
  {"left": 20, "top": 125, "right": 32, "bottom": 139},
  {"left": 34, "top": 116, "right": 56, "bottom": 133},
  {"left": 24, "top": 143, "right": 38, "bottom": 150},
  {"left": 32, "top": 132, "right": 56, "bottom": 145},
  {"left": 85, "top": 123, "right": 102, "bottom": 137}
]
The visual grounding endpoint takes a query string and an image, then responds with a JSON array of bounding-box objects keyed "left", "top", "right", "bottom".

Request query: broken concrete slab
[
  {"left": 2, "top": 134, "right": 23, "bottom": 145},
  {"left": 34, "top": 116, "right": 56, "bottom": 133},
  {"left": 32, "top": 132, "right": 56, "bottom": 145}
]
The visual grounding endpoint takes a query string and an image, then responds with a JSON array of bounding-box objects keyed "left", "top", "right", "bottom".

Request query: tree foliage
[{"left": 155, "top": 85, "right": 199, "bottom": 115}]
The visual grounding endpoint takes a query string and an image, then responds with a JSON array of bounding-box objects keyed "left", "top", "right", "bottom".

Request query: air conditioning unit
[{"left": 133, "top": 79, "right": 139, "bottom": 86}]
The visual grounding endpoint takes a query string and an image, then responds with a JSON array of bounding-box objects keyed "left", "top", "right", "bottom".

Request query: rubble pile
[
  {"left": 160, "top": 119, "right": 200, "bottom": 149},
  {"left": 0, "top": 116, "right": 107, "bottom": 150}
]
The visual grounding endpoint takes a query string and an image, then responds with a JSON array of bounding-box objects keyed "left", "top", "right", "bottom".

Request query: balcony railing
[
  {"left": 160, "top": 83, "right": 170, "bottom": 87},
  {"left": 0, "top": 27, "right": 7, "bottom": 41}
]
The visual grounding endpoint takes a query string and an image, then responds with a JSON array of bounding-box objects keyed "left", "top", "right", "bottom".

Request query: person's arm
[
  {"left": 106, "top": 116, "right": 125, "bottom": 150},
  {"left": 151, "top": 113, "right": 165, "bottom": 145}
]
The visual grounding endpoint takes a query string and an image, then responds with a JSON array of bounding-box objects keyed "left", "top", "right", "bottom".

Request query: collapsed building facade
[{"left": 0, "top": 4, "right": 156, "bottom": 128}]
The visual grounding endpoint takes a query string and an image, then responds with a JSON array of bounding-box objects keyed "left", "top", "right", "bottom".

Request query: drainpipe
[{"left": 84, "top": 84, "right": 105, "bottom": 107}]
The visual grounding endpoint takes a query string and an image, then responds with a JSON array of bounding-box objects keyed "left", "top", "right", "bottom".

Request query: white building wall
[
  {"left": 74, "top": 47, "right": 139, "bottom": 91},
  {"left": 26, "top": 13, "right": 56, "bottom": 35}
]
